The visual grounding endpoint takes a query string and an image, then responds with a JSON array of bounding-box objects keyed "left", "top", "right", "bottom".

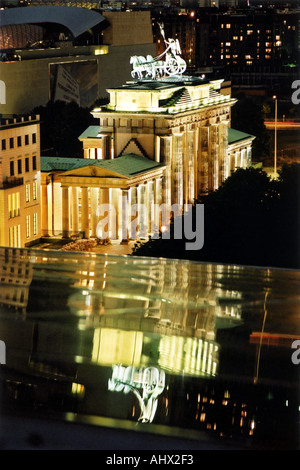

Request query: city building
[
  {"left": 0, "top": 8, "right": 155, "bottom": 114},
  {"left": 152, "top": 6, "right": 300, "bottom": 91},
  {"left": 0, "top": 115, "right": 41, "bottom": 248},
  {"left": 40, "top": 41, "right": 254, "bottom": 240}
]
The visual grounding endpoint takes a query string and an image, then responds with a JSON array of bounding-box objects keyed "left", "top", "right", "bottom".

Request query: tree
[
  {"left": 132, "top": 165, "right": 300, "bottom": 269},
  {"left": 231, "top": 96, "right": 272, "bottom": 164},
  {"left": 32, "top": 100, "right": 97, "bottom": 157}
]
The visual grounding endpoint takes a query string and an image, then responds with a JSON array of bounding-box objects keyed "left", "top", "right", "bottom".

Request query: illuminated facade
[
  {"left": 41, "top": 74, "right": 254, "bottom": 240},
  {"left": 0, "top": 115, "right": 41, "bottom": 248}
]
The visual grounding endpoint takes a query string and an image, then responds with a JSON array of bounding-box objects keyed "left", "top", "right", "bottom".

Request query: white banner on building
[{"left": 54, "top": 65, "right": 80, "bottom": 106}]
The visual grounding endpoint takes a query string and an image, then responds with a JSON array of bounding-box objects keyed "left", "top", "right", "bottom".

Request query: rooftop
[
  {"left": 228, "top": 128, "right": 255, "bottom": 144},
  {"left": 41, "top": 154, "right": 165, "bottom": 178},
  {"left": 78, "top": 126, "right": 102, "bottom": 140},
  {"left": 112, "top": 75, "right": 210, "bottom": 91},
  {"left": 0, "top": 6, "right": 105, "bottom": 38}
]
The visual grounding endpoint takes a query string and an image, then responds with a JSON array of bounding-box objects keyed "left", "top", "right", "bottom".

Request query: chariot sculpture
[{"left": 130, "top": 23, "right": 187, "bottom": 80}]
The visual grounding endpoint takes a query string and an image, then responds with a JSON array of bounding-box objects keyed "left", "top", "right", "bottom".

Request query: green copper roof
[
  {"left": 41, "top": 156, "right": 95, "bottom": 173},
  {"left": 93, "top": 153, "right": 165, "bottom": 177},
  {"left": 41, "top": 154, "right": 165, "bottom": 177},
  {"left": 78, "top": 126, "right": 101, "bottom": 139},
  {"left": 228, "top": 128, "right": 255, "bottom": 144}
]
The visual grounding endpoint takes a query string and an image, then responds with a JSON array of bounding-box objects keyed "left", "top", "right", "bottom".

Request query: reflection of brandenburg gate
[
  {"left": 15, "top": 252, "right": 243, "bottom": 378},
  {"left": 74, "top": 261, "right": 242, "bottom": 378}
]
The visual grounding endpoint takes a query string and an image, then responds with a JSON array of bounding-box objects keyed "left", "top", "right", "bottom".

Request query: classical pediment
[{"left": 61, "top": 164, "right": 126, "bottom": 179}]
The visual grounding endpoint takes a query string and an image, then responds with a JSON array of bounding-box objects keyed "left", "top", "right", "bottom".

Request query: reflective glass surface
[{"left": 0, "top": 247, "right": 299, "bottom": 449}]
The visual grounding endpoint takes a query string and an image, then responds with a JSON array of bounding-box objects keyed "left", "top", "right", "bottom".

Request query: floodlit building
[
  {"left": 40, "top": 33, "right": 254, "bottom": 241},
  {"left": 0, "top": 8, "right": 156, "bottom": 114},
  {"left": 0, "top": 115, "right": 41, "bottom": 248}
]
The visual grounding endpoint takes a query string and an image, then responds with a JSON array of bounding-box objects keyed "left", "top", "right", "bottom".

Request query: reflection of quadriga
[
  {"left": 108, "top": 365, "right": 165, "bottom": 423},
  {"left": 130, "top": 23, "right": 187, "bottom": 80}
]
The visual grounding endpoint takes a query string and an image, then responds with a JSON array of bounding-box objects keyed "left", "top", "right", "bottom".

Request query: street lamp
[{"left": 273, "top": 95, "right": 277, "bottom": 179}]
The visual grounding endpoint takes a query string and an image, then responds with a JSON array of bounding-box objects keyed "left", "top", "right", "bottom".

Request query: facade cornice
[
  {"left": 60, "top": 166, "right": 165, "bottom": 189},
  {"left": 92, "top": 98, "right": 237, "bottom": 121}
]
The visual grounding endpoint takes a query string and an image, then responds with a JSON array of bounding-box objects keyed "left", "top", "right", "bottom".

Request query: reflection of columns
[
  {"left": 41, "top": 184, "right": 49, "bottom": 236},
  {"left": 121, "top": 189, "right": 129, "bottom": 244},
  {"left": 90, "top": 188, "right": 98, "bottom": 238},
  {"left": 62, "top": 186, "right": 69, "bottom": 238},
  {"left": 81, "top": 187, "right": 89, "bottom": 238},
  {"left": 71, "top": 187, "right": 79, "bottom": 235}
]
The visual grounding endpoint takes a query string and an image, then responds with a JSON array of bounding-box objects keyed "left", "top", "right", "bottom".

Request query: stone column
[
  {"left": 139, "top": 183, "right": 147, "bottom": 238},
  {"left": 209, "top": 124, "right": 219, "bottom": 191},
  {"left": 41, "top": 183, "right": 49, "bottom": 236},
  {"left": 159, "top": 136, "right": 172, "bottom": 206},
  {"left": 147, "top": 180, "right": 154, "bottom": 235},
  {"left": 120, "top": 189, "right": 129, "bottom": 244},
  {"left": 97, "top": 188, "right": 111, "bottom": 239},
  {"left": 198, "top": 126, "right": 209, "bottom": 196},
  {"left": 81, "top": 187, "right": 89, "bottom": 238},
  {"left": 187, "top": 130, "right": 195, "bottom": 204},
  {"left": 62, "top": 186, "right": 69, "bottom": 238},
  {"left": 90, "top": 187, "right": 98, "bottom": 238},
  {"left": 71, "top": 187, "right": 79, "bottom": 235},
  {"left": 129, "top": 186, "right": 138, "bottom": 240},
  {"left": 218, "top": 121, "right": 228, "bottom": 186},
  {"left": 110, "top": 189, "right": 119, "bottom": 240},
  {"left": 172, "top": 134, "right": 183, "bottom": 208},
  {"left": 157, "top": 177, "right": 163, "bottom": 231}
]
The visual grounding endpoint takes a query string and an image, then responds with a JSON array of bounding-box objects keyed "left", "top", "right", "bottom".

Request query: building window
[
  {"left": 18, "top": 159, "right": 22, "bottom": 174},
  {"left": 32, "top": 155, "right": 37, "bottom": 170},
  {"left": 32, "top": 133, "right": 36, "bottom": 144},
  {"left": 8, "top": 192, "right": 20, "bottom": 219},
  {"left": 33, "top": 213, "right": 38, "bottom": 236},
  {"left": 25, "top": 183, "right": 30, "bottom": 203},
  {"left": 25, "top": 135, "right": 29, "bottom": 146},
  {"left": 26, "top": 215, "right": 30, "bottom": 238},
  {"left": 2, "top": 139, "right": 6, "bottom": 150},
  {"left": 9, "top": 225, "right": 21, "bottom": 248},
  {"left": 9, "top": 137, "right": 14, "bottom": 149},
  {"left": 17, "top": 136, "right": 22, "bottom": 147},
  {"left": 10, "top": 161, "right": 14, "bottom": 176},
  {"left": 33, "top": 181, "right": 37, "bottom": 200},
  {"left": 25, "top": 158, "right": 29, "bottom": 172}
]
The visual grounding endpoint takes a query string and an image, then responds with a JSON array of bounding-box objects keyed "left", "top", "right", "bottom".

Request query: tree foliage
[
  {"left": 132, "top": 164, "right": 300, "bottom": 269},
  {"left": 231, "top": 96, "right": 272, "bottom": 163},
  {"left": 32, "top": 100, "right": 97, "bottom": 157}
]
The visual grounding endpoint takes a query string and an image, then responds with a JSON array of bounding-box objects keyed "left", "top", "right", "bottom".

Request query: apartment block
[{"left": 0, "top": 115, "right": 41, "bottom": 247}]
